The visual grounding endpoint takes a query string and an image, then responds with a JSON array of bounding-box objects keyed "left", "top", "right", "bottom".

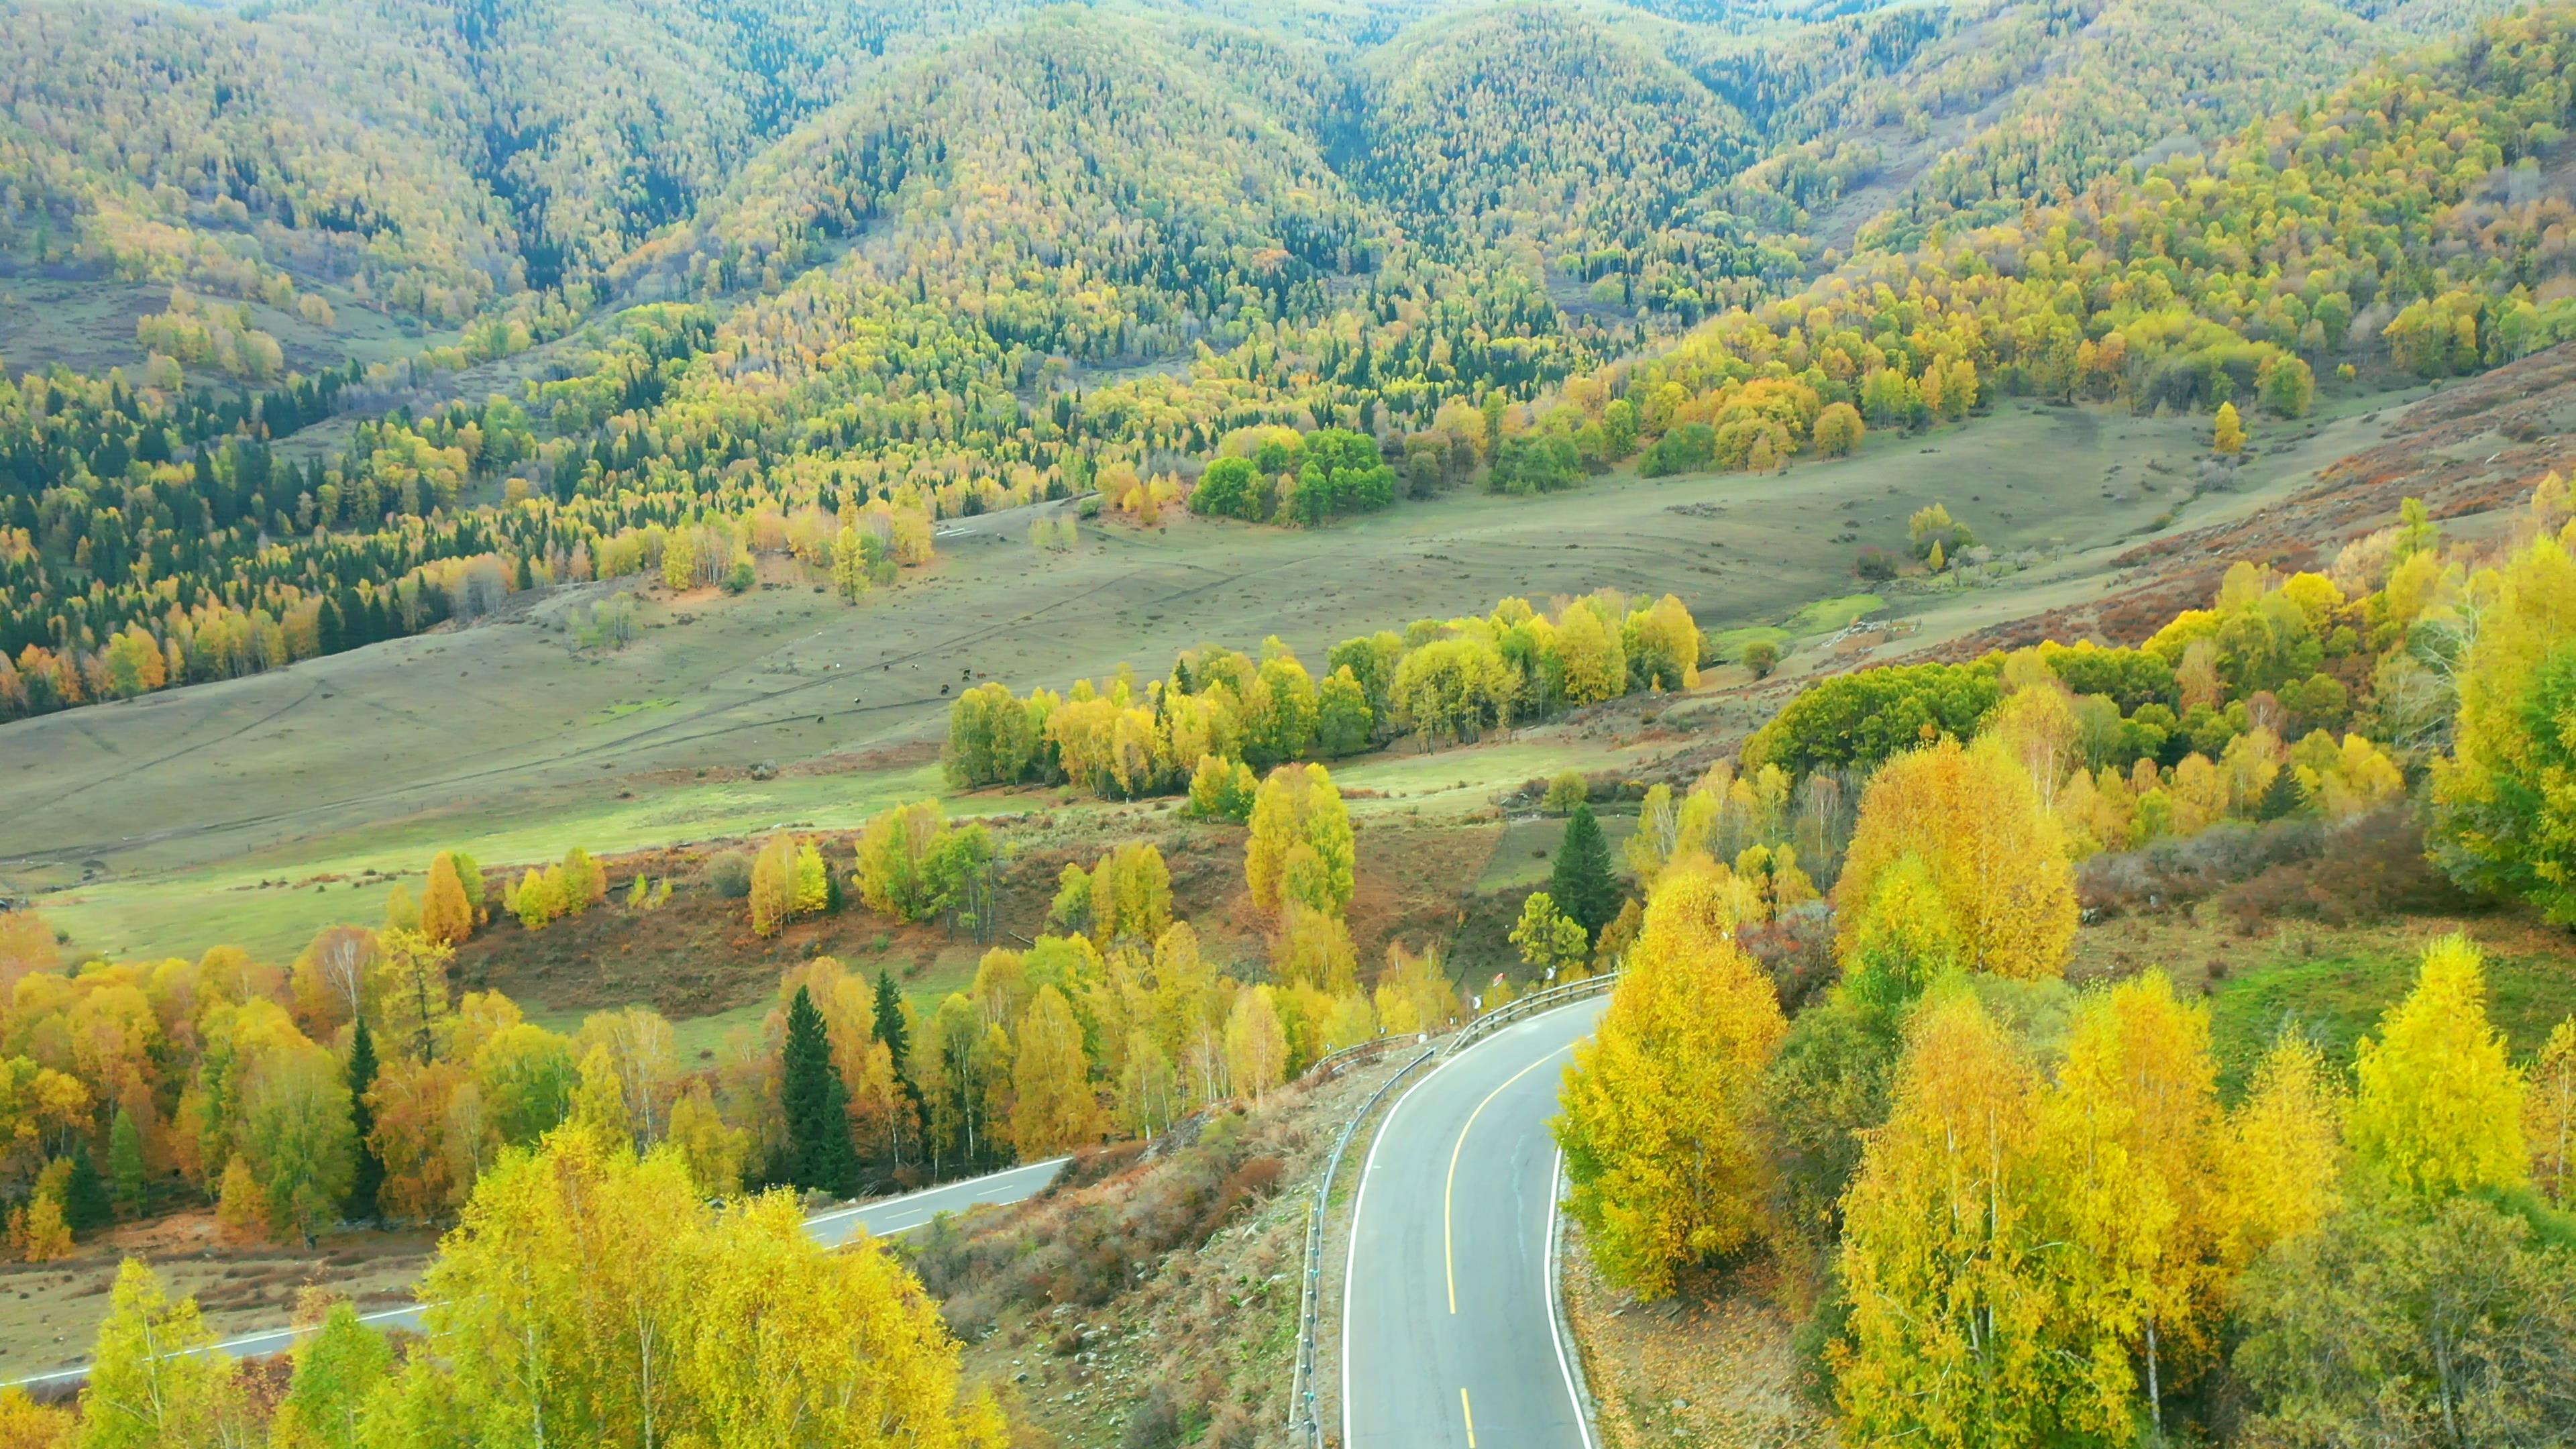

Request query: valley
[{"left": 1, "top": 0, "right": 2574, "bottom": 1443}]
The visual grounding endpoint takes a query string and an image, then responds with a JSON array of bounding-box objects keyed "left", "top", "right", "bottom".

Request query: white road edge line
[
  {"left": 1546, "top": 1145, "right": 1593, "bottom": 1449},
  {"left": 804, "top": 1156, "right": 1069, "bottom": 1227},
  {"left": 1340, "top": 1008, "right": 1578, "bottom": 1449}
]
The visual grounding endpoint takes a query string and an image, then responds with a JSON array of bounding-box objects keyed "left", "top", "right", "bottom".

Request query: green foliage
[
  {"left": 780, "top": 987, "right": 860, "bottom": 1197},
  {"left": 2438, "top": 584, "right": 2576, "bottom": 922},
  {"left": 345, "top": 1014, "right": 384, "bottom": 1222},
  {"left": 2232, "top": 1196, "right": 2576, "bottom": 1445},
  {"left": 1549, "top": 804, "right": 1620, "bottom": 941},
  {"left": 107, "top": 1106, "right": 146, "bottom": 1218},
  {"left": 78, "top": 1259, "right": 244, "bottom": 1448},
  {"left": 1743, "top": 661, "right": 2002, "bottom": 777},
  {"left": 275, "top": 1301, "right": 392, "bottom": 1449}
]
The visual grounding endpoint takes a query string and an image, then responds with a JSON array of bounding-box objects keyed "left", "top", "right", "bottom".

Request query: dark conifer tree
[
  {"left": 345, "top": 1015, "right": 385, "bottom": 1221},
  {"left": 107, "top": 1106, "right": 146, "bottom": 1218},
  {"left": 782, "top": 987, "right": 861, "bottom": 1196},
  {"left": 62, "top": 1143, "right": 111, "bottom": 1233},
  {"left": 1550, "top": 802, "right": 1620, "bottom": 941}
]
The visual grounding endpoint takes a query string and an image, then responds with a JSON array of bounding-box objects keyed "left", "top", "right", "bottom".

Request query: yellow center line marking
[
  {"left": 1446, "top": 1044, "right": 1568, "bottom": 1313},
  {"left": 1462, "top": 1386, "right": 1477, "bottom": 1446}
]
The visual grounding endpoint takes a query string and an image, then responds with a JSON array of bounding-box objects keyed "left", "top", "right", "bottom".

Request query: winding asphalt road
[
  {"left": 1343, "top": 999, "right": 1607, "bottom": 1448},
  {"left": 11, "top": 1157, "right": 1067, "bottom": 1391}
]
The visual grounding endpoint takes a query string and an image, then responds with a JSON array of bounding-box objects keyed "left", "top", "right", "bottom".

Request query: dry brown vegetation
[
  {"left": 904, "top": 1054, "right": 1416, "bottom": 1449},
  {"left": 1562, "top": 1226, "right": 1826, "bottom": 1449},
  {"left": 1943, "top": 342, "right": 2576, "bottom": 659},
  {"left": 0, "top": 1212, "right": 433, "bottom": 1381}
]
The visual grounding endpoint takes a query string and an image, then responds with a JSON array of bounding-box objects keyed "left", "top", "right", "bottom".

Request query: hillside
[{"left": 4, "top": 1, "right": 2576, "bottom": 1440}]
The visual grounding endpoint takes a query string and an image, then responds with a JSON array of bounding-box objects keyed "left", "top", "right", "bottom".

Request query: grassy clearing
[
  {"left": 2206, "top": 919, "right": 2576, "bottom": 1097},
  {"left": 5, "top": 388, "right": 2418, "bottom": 973},
  {"left": 1705, "top": 590, "right": 1885, "bottom": 664},
  {"left": 1474, "top": 812, "right": 1641, "bottom": 893},
  {"left": 2074, "top": 910, "right": 2576, "bottom": 1101}
]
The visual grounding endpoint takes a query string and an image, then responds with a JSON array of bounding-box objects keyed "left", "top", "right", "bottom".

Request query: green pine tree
[
  {"left": 782, "top": 987, "right": 861, "bottom": 1196},
  {"left": 108, "top": 1106, "right": 146, "bottom": 1218},
  {"left": 345, "top": 1016, "right": 385, "bottom": 1222},
  {"left": 873, "top": 971, "right": 912, "bottom": 1075},
  {"left": 875, "top": 969, "right": 926, "bottom": 1159},
  {"left": 62, "top": 1142, "right": 111, "bottom": 1234},
  {"left": 1551, "top": 802, "right": 1620, "bottom": 941}
]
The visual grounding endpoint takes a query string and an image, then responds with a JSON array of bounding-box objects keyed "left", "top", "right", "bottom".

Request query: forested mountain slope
[
  {"left": 0, "top": 0, "right": 2563, "bottom": 725},
  {"left": 1616, "top": 1, "right": 2576, "bottom": 441}
]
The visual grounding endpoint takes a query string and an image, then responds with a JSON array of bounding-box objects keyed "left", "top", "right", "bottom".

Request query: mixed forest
[
  {"left": 3, "top": 0, "right": 2576, "bottom": 1442},
  {"left": 5, "top": 0, "right": 2575, "bottom": 719}
]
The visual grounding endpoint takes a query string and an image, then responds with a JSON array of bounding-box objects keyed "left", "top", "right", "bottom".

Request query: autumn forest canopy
[
  {"left": 3, "top": 0, "right": 2576, "bottom": 716},
  {"left": 4, "top": 0, "right": 2576, "bottom": 1442}
]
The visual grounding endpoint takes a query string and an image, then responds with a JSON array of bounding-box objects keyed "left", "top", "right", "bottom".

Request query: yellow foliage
[
  {"left": 1835, "top": 737, "right": 2078, "bottom": 980},
  {"left": 2349, "top": 934, "right": 2527, "bottom": 1198},
  {"left": 2218, "top": 1031, "right": 2345, "bottom": 1267},
  {"left": 421, "top": 853, "right": 474, "bottom": 947},
  {"left": 1834, "top": 991, "right": 2053, "bottom": 1442},
  {"left": 1554, "top": 859, "right": 1786, "bottom": 1298},
  {"left": 2529, "top": 1018, "right": 2576, "bottom": 1208},
  {"left": 1009, "top": 987, "right": 1101, "bottom": 1159},
  {"left": 2291, "top": 731, "right": 2404, "bottom": 821},
  {"left": 1244, "top": 763, "right": 1354, "bottom": 917}
]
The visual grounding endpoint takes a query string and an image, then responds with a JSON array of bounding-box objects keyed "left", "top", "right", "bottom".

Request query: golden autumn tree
[
  {"left": 2039, "top": 973, "right": 2229, "bottom": 1432},
  {"left": 1088, "top": 842, "right": 1173, "bottom": 950},
  {"left": 1244, "top": 763, "right": 1355, "bottom": 917},
  {"left": 1008, "top": 986, "right": 1099, "bottom": 1158},
  {"left": 0, "top": 1385, "right": 70, "bottom": 1449},
  {"left": 1835, "top": 736, "right": 2079, "bottom": 980},
  {"left": 370, "top": 927, "right": 453, "bottom": 1064},
  {"left": 749, "top": 835, "right": 798, "bottom": 937},
  {"left": 2348, "top": 934, "right": 2528, "bottom": 1198},
  {"left": 1833, "top": 990, "right": 2056, "bottom": 1446},
  {"left": 2217, "top": 1030, "right": 2345, "bottom": 1265},
  {"left": 413, "top": 1127, "right": 1004, "bottom": 1448},
  {"left": 2432, "top": 534, "right": 2576, "bottom": 922},
  {"left": 2212, "top": 400, "right": 2246, "bottom": 457},
  {"left": 419, "top": 853, "right": 474, "bottom": 948},
  {"left": 1553, "top": 857, "right": 1787, "bottom": 1299},
  {"left": 76, "top": 1259, "right": 246, "bottom": 1449},
  {"left": 1223, "top": 985, "right": 1287, "bottom": 1106}
]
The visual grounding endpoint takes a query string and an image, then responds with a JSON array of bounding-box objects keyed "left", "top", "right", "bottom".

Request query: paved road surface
[
  {"left": 1344, "top": 1000, "right": 1606, "bottom": 1448},
  {"left": 13, "top": 1157, "right": 1068, "bottom": 1390}
]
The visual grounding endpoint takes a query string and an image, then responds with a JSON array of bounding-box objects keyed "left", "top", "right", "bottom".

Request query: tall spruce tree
[
  {"left": 62, "top": 1143, "right": 111, "bottom": 1234},
  {"left": 874, "top": 969, "right": 926, "bottom": 1163},
  {"left": 782, "top": 987, "right": 861, "bottom": 1196},
  {"left": 345, "top": 1016, "right": 385, "bottom": 1222},
  {"left": 1551, "top": 802, "right": 1620, "bottom": 941},
  {"left": 107, "top": 1106, "right": 146, "bottom": 1218}
]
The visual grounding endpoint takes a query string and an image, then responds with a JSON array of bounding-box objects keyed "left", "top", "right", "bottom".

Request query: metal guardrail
[
  {"left": 1287, "top": 1036, "right": 1441, "bottom": 1444},
  {"left": 1444, "top": 971, "right": 1620, "bottom": 1059},
  {"left": 1285, "top": 970, "right": 1622, "bottom": 1446},
  {"left": 1295, "top": 1031, "right": 1413, "bottom": 1085}
]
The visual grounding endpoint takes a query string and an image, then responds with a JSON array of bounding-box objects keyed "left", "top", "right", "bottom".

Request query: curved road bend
[
  {"left": 11, "top": 1156, "right": 1070, "bottom": 1391},
  {"left": 1344, "top": 1000, "right": 1607, "bottom": 1449}
]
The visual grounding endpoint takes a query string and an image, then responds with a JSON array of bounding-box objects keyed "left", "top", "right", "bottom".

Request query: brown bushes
[
  {"left": 906, "top": 1113, "right": 1291, "bottom": 1336},
  {"left": 2076, "top": 808, "right": 2477, "bottom": 929}
]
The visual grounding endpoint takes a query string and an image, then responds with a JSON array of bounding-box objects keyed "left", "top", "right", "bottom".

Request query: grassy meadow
[{"left": 0, "top": 387, "right": 2433, "bottom": 1037}]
